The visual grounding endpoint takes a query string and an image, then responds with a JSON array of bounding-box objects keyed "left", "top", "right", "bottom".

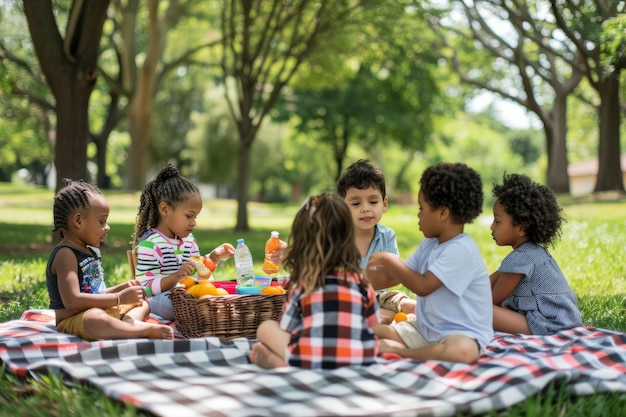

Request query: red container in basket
[{"left": 212, "top": 281, "right": 237, "bottom": 294}]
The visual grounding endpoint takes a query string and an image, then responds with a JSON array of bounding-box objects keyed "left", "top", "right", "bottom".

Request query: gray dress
[{"left": 500, "top": 242, "right": 584, "bottom": 334}]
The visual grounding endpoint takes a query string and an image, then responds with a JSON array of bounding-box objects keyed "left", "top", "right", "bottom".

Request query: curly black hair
[
  {"left": 492, "top": 173, "right": 563, "bottom": 247},
  {"left": 336, "top": 159, "right": 386, "bottom": 199},
  {"left": 419, "top": 162, "right": 483, "bottom": 224}
]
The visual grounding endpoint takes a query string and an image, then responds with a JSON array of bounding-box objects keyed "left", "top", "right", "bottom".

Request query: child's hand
[
  {"left": 269, "top": 240, "right": 288, "bottom": 264},
  {"left": 119, "top": 286, "right": 146, "bottom": 306},
  {"left": 208, "top": 243, "right": 236, "bottom": 264},
  {"left": 119, "top": 279, "right": 142, "bottom": 289},
  {"left": 177, "top": 260, "right": 196, "bottom": 278}
]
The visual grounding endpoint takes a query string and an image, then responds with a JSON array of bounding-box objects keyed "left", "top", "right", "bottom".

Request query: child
[
  {"left": 337, "top": 159, "right": 401, "bottom": 324},
  {"left": 336, "top": 159, "right": 399, "bottom": 269},
  {"left": 249, "top": 192, "right": 380, "bottom": 369},
  {"left": 367, "top": 162, "right": 493, "bottom": 364},
  {"left": 490, "top": 173, "right": 583, "bottom": 334},
  {"left": 131, "top": 164, "right": 235, "bottom": 321},
  {"left": 46, "top": 179, "right": 174, "bottom": 341}
]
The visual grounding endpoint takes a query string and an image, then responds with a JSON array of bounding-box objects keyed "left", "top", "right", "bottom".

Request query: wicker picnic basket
[{"left": 168, "top": 287, "right": 286, "bottom": 339}]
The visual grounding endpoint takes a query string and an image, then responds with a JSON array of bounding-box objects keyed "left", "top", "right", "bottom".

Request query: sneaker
[{"left": 376, "top": 290, "right": 408, "bottom": 313}]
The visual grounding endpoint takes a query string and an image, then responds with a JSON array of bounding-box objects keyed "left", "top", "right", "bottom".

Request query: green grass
[{"left": 0, "top": 183, "right": 625, "bottom": 416}]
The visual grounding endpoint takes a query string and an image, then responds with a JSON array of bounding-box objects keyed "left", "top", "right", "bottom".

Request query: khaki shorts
[
  {"left": 393, "top": 320, "right": 482, "bottom": 354},
  {"left": 57, "top": 304, "right": 134, "bottom": 341}
]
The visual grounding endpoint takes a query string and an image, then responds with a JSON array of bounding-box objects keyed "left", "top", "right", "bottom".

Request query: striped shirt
[
  {"left": 280, "top": 270, "right": 380, "bottom": 369},
  {"left": 135, "top": 229, "right": 200, "bottom": 295}
]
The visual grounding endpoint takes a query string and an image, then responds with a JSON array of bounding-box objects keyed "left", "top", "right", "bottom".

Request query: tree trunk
[
  {"left": 54, "top": 78, "right": 91, "bottom": 188},
  {"left": 127, "top": 81, "right": 154, "bottom": 190},
  {"left": 595, "top": 73, "right": 624, "bottom": 192},
  {"left": 23, "top": 0, "right": 110, "bottom": 192},
  {"left": 93, "top": 92, "right": 123, "bottom": 189},
  {"left": 235, "top": 129, "right": 253, "bottom": 232},
  {"left": 546, "top": 93, "right": 570, "bottom": 194}
]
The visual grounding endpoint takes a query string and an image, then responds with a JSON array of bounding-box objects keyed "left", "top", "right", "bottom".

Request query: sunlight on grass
[
  {"left": 0, "top": 183, "right": 625, "bottom": 416},
  {"left": 2, "top": 184, "right": 624, "bottom": 331}
]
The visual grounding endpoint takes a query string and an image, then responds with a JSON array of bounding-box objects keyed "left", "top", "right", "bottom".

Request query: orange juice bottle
[{"left": 262, "top": 231, "right": 281, "bottom": 275}]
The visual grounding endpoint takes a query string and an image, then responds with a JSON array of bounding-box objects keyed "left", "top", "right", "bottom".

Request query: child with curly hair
[
  {"left": 367, "top": 162, "right": 493, "bottom": 363},
  {"left": 490, "top": 173, "right": 583, "bottom": 334},
  {"left": 46, "top": 179, "right": 173, "bottom": 341},
  {"left": 131, "top": 164, "right": 235, "bottom": 321},
  {"left": 250, "top": 192, "right": 380, "bottom": 370}
]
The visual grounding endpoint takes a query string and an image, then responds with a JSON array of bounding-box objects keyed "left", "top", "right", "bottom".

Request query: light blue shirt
[
  {"left": 360, "top": 224, "right": 399, "bottom": 270},
  {"left": 405, "top": 233, "right": 493, "bottom": 349}
]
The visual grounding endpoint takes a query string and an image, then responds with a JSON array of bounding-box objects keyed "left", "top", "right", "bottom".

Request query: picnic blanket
[{"left": 1, "top": 310, "right": 626, "bottom": 417}]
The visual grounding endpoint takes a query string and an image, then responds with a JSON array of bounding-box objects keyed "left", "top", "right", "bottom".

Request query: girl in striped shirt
[{"left": 131, "top": 164, "right": 234, "bottom": 321}]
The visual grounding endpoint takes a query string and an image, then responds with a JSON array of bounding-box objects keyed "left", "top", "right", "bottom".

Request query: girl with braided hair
[
  {"left": 46, "top": 179, "right": 174, "bottom": 341},
  {"left": 131, "top": 164, "right": 235, "bottom": 321}
]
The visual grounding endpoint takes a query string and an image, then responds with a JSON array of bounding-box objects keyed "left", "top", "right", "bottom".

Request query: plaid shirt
[{"left": 280, "top": 270, "right": 380, "bottom": 369}]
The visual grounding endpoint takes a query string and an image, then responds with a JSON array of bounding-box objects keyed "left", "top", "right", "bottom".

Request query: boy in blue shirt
[
  {"left": 367, "top": 162, "right": 493, "bottom": 363},
  {"left": 337, "top": 159, "right": 401, "bottom": 324},
  {"left": 336, "top": 159, "right": 399, "bottom": 269}
]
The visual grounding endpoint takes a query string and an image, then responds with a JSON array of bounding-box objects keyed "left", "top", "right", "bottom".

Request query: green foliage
[{"left": 600, "top": 14, "right": 626, "bottom": 67}]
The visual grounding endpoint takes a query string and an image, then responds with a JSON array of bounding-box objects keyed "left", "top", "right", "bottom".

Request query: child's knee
[{"left": 441, "top": 334, "right": 481, "bottom": 363}]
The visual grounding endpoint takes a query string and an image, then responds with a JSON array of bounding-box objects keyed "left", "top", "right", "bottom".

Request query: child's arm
[
  {"left": 135, "top": 245, "right": 196, "bottom": 295},
  {"left": 107, "top": 279, "right": 143, "bottom": 294},
  {"left": 367, "top": 252, "right": 443, "bottom": 296},
  {"left": 491, "top": 271, "right": 524, "bottom": 305},
  {"left": 206, "top": 243, "right": 236, "bottom": 266},
  {"left": 54, "top": 249, "right": 143, "bottom": 310}
]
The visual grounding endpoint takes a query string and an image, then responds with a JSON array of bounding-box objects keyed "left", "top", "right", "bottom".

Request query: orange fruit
[
  {"left": 393, "top": 312, "right": 408, "bottom": 323},
  {"left": 190, "top": 256, "right": 214, "bottom": 278},
  {"left": 210, "top": 287, "right": 229, "bottom": 296},
  {"left": 178, "top": 276, "right": 196, "bottom": 289},
  {"left": 188, "top": 281, "right": 216, "bottom": 298},
  {"left": 261, "top": 286, "right": 285, "bottom": 295}
]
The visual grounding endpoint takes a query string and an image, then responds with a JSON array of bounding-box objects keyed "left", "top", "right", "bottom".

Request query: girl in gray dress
[{"left": 490, "top": 174, "right": 583, "bottom": 335}]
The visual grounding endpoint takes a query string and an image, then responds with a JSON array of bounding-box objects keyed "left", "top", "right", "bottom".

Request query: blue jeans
[{"left": 148, "top": 291, "right": 175, "bottom": 321}]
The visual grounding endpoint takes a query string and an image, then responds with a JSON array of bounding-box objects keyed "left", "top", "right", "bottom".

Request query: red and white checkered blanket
[{"left": 1, "top": 310, "right": 626, "bottom": 416}]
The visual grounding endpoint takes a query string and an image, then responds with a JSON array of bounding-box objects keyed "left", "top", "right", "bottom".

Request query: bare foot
[
  {"left": 250, "top": 342, "right": 288, "bottom": 369},
  {"left": 141, "top": 324, "right": 174, "bottom": 340}
]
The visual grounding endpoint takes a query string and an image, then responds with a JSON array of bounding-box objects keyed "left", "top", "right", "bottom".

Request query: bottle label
[
  {"left": 262, "top": 254, "right": 279, "bottom": 275},
  {"left": 262, "top": 236, "right": 280, "bottom": 275}
]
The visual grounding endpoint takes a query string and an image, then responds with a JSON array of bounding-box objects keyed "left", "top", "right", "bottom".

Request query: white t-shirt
[{"left": 405, "top": 233, "right": 493, "bottom": 349}]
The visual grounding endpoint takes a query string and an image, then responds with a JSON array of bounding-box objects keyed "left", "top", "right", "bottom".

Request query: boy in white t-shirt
[{"left": 367, "top": 162, "right": 493, "bottom": 363}]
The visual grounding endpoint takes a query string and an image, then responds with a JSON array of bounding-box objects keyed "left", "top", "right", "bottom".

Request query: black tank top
[{"left": 46, "top": 245, "right": 105, "bottom": 309}]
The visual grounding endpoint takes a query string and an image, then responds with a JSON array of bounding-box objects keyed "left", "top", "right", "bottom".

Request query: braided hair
[
  {"left": 53, "top": 179, "right": 103, "bottom": 238},
  {"left": 132, "top": 164, "right": 200, "bottom": 246}
]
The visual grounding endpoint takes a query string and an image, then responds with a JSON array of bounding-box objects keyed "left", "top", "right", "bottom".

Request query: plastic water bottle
[
  {"left": 262, "top": 231, "right": 281, "bottom": 275},
  {"left": 234, "top": 238, "right": 254, "bottom": 286}
]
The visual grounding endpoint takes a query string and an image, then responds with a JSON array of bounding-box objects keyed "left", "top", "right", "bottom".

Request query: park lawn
[{"left": 0, "top": 183, "right": 625, "bottom": 416}]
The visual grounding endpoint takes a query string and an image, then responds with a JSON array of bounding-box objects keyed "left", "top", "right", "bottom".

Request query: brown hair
[{"left": 282, "top": 192, "right": 363, "bottom": 297}]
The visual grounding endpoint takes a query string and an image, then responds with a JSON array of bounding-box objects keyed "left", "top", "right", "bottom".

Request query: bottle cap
[
  {"left": 270, "top": 231, "right": 279, "bottom": 237},
  {"left": 237, "top": 238, "right": 244, "bottom": 244}
]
